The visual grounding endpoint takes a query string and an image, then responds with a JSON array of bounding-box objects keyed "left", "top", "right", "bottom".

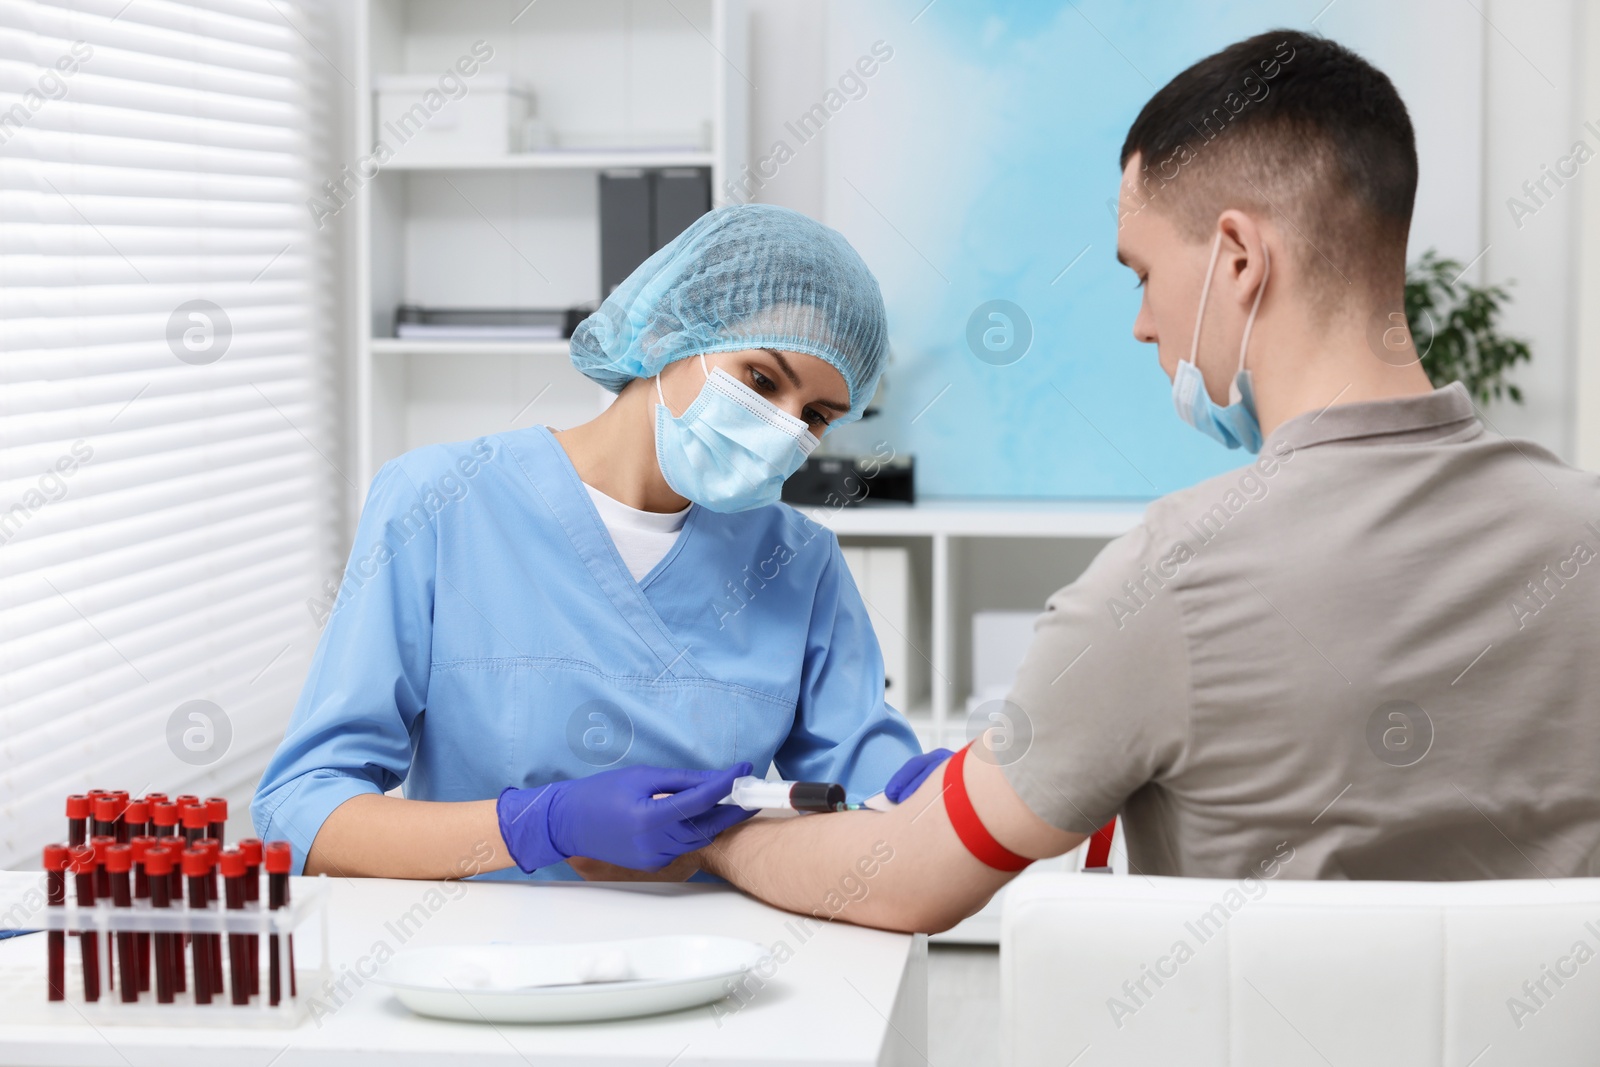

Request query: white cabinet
[
  {"left": 349, "top": 0, "right": 749, "bottom": 487},
  {"left": 840, "top": 546, "right": 924, "bottom": 713},
  {"left": 804, "top": 501, "right": 1145, "bottom": 748}
]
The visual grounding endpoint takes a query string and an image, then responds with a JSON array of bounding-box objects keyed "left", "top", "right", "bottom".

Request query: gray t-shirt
[{"left": 1003, "top": 383, "right": 1600, "bottom": 879}]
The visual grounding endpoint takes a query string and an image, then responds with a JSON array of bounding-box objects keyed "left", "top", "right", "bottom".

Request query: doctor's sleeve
[
  {"left": 250, "top": 459, "right": 437, "bottom": 874},
  {"left": 773, "top": 535, "right": 922, "bottom": 799}
]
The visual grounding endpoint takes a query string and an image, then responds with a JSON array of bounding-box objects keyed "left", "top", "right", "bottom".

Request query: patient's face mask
[
  {"left": 654, "top": 354, "right": 819, "bottom": 513},
  {"left": 1171, "top": 233, "right": 1268, "bottom": 453}
]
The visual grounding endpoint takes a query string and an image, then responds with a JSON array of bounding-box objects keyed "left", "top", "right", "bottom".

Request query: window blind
[{"left": 0, "top": 0, "right": 338, "bottom": 868}]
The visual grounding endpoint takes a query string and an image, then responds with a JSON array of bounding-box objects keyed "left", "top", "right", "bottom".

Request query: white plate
[{"left": 374, "top": 936, "right": 768, "bottom": 1023}]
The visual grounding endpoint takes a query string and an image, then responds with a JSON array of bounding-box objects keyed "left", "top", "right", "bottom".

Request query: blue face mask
[
  {"left": 1171, "top": 233, "right": 1269, "bottom": 453},
  {"left": 655, "top": 355, "right": 820, "bottom": 513}
]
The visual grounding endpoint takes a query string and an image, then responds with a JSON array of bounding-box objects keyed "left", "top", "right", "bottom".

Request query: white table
[{"left": 0, "top": 873, "right": 927, "bottom": 1067}]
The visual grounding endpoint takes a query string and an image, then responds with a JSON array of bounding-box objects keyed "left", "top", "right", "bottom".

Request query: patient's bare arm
[{"left": 698, "top": 737, "right": 1085, "bottom": 933}]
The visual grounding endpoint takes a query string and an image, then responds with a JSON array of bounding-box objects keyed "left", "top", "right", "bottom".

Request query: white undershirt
[{"left": 584, "top": 483, "right": 690, "bottom": 582}]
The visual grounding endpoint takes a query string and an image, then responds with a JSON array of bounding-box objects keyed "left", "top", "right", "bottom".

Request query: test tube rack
[{"left": 19, "top": 875, "right": 330, "bottom": 1028}]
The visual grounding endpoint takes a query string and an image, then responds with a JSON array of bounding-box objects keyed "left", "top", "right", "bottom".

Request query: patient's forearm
[
  {"left": 304, "top": 793, "right": 513, "bottom": 879},
  {"left": 699, "top": 778, "right": 1019, "bottom": 933}
]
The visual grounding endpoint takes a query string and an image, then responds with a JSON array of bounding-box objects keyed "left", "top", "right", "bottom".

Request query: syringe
[{"left": 717, "top": 776, "right": 849, "bottom": 813}]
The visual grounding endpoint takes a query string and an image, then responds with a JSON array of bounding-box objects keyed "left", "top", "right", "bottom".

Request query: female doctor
[{"left": 251, "top": 204, "right": 922, "bottom": 882}]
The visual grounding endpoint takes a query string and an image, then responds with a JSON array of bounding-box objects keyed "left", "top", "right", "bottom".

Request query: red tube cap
[
  {"left": 65, "top": 794, "right": 90, "bottom": 819},
  {"left": 181, "top": 803, "right": 210, "bottom": 830},
  {"left": 143, "top": 791, "right": 168, "bottom": 803},
  {"left": 197, "top": 838, "right": 220, "bottom": 860},
  {"left": 90, "top": 835, "right": 115, "bottom": 863},
  {"left": 151, "top": 801, "right": 179, "bottom": 827},
  {"left": 126, "top": 799, "right": 150, "bottom": 825},
  {"left": 104, "top": 844, "right": 132, "bottom": 874},
  {"left": 205, "top": 796, "right": 228, "bottom": 822},
  {"left": 43, "top": 844, "right": 70, "bottom": 871},
  {"left": 129, "top": 836, "right": 157, "bottom": 863},
  {"left": 174, "top": 794, "right": 200, "bottom": 808},
  {"left": 238, "top": 838, "right": 263, "bottom": 866},
  {"left": 264, "top": 841, "right": 292, "bottom": 875},
  {"left": 92, "top": 796, "right": 120, "bottom": 823},
  {"left": 144, "top": 846, "right": 174, "bottom": 877},
  {"left": 68, "top": 845, "right": 96, "bottom": 874},
  {"left": 181, "top": 848, "right": 211, "bottom": 879},
  {"left": 220, "top": 849, "right": 246, "bottom": 878}
]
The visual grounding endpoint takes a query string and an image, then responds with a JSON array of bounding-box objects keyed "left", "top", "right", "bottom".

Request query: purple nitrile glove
[
  {"left": 496, "top": 762, "right": 756, "bottom": 873},
  {"left": 883, "top": 748, "right": 955, "bottom": 804}
]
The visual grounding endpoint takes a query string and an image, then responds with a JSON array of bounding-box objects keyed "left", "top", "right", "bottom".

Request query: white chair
[{"left": 1001, "top": 873, "right": 1600, "bottom": 1067}]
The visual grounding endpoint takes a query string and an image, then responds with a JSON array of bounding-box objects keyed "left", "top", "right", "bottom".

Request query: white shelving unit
[
  {"left": 796, "top": 501, "right": 1147, "bottom": 748},
  {"left": 351, "top": 0, "right": 749, "bottom": 486},
  {"left": 381, "top": 151, "right": 719, "bottom": 171}
]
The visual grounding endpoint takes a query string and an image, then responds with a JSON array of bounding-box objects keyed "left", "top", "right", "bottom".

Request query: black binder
[{"left": 598, "top": 167, "right": 711, "bottom": 298}]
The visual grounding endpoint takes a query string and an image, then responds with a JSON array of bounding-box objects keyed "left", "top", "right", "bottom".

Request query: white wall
[
  {"left": 744, "top": 0, "right": 1588, "bottom": 464},
  {"left": 744, "top": 0, "right": 829, "bottom": 219},
  {"left": 1480, "top": 0, "right": 1583, "bottom": 457},
  {"left": 1577, "top": 1, "right": 1600, "bottom": 470}
]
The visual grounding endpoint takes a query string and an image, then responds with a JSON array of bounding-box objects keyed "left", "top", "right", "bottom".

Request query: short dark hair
[{"left": 1120, "top": 30, "right": 1417, "bottom": 303}]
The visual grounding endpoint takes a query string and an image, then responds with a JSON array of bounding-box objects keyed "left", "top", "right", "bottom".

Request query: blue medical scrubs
[{"left": 251, "top": 426, "right": 920, "bottom": 878}]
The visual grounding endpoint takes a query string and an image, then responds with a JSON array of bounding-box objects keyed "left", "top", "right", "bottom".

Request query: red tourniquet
[
  {"left": 942, "top": 744, "right": 1033, "bottom": 872},
  {"left": 1085, "top": 818, "right": 1116, "bottom": 868}
]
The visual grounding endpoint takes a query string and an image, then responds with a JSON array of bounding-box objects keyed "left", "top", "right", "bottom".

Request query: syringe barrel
[
  {"left": 722, "top": 777, "right": 792, "bottom": 809},
  {"left": 719, "top": 776, "right": 848, "bottom": 812}
]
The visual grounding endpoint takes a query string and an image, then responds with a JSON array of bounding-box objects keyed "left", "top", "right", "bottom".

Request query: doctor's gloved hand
[
  {"left": 496, "top": 762, "right": 756, "bottom": 873},
  {"left": 883, "top": 748, "right": 955, "bottom": 804}
]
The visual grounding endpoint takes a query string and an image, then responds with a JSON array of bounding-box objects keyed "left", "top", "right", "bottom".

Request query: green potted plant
[{"left": 1405, "top": 249, "right": 1531, "bottom": 405}]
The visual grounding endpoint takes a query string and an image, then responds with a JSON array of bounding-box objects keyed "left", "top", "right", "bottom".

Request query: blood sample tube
[
  {"left": 221, "top": 849, "right": 248, "bottom": 1004},
  {"left": 198, "top": 838, "right": 220, "bottom": 901},
  {"left": 69, "top": 845, "right": 99, "bottom": 1001},
  {"left": 174, "top": 793, "right": 200, "bottom": 812},
  {"left": 89, "top": 833, "right": 114, "bottom": 905},
  {"left": 66, "top": 795, "right": 89, "bottom": 847},
  {"left": 91, "top": 795, "right": 117, "bottom": 841},
  {"left": 125, "top": 798, "right": 150, "bottom": 840},
  {"left": 105, "top": 845, "right": 137, "bottom": 1003},
  {"left": 110, "top": 791, "right": 131, "bottom": 843},
  {"left": 44, "top": 844, "right": 68, "bottom": 1001},
  {"left": 238, "top": 838, "right": 262, "bottom": 995},
  {"left": 198, "top": 839, "right": 223, "bottom": 984},
  {"left": 90, "top": 835, "right": 116, "bottom": 988},
  {"left": 142, "top": 792, "right": 167, "bottom": 837},
  {"left": 154, "top": 805, "right": 185, "bottom": 982},
  {"left": 182, "top": 847, "right": 213, "bottom": 1004},
  {"left": 181, "top": 802, "right": 209, "bottom": 848},
  {"left": 265, "top": 841, "right": 291, "bottom": 1004},
  {"left": 87, "top": 788, "right": 111, "bottom": 829},
  {"left": 145, "top": 845, "right": 176, "bottom": 1004},
  {"left": 206, "top": 797, "right": 228, "bottom": 844},
  {"left": 130, "top": 837, "right": 155, "bottom": 992},
  {"left": 150, "top": 801, "right": 179, "bottom": 844}
]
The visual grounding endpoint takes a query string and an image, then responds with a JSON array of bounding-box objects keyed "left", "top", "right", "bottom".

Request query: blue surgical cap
[{"left": 570, "top": 203, "right": 888, "bottom": 425}]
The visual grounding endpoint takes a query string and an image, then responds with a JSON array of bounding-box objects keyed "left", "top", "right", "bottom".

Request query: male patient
[{"left": 694, "top": 29, "right": 1600, "bottom": 933}]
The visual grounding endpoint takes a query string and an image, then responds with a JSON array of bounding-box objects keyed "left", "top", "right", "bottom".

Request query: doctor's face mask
[{"left": 654, "top": 354, "right": 819, "bottom": 513}]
